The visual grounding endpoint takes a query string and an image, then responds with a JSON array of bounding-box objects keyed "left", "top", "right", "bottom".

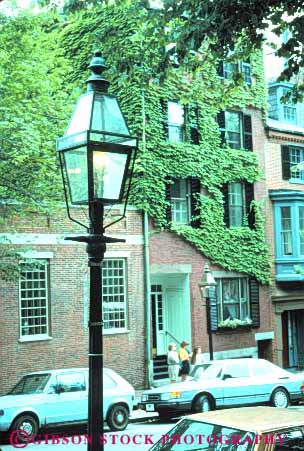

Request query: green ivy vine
[{"left": 59, "top": 0, "right": 271, "bottom": 284}]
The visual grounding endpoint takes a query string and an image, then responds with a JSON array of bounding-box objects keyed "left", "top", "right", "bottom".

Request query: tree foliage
[
  {"left": 0, "top": 11, "right": 73, "bottom": 213},
  {"left": 149, "top": 0, "right": 304, "bottom": 99}
]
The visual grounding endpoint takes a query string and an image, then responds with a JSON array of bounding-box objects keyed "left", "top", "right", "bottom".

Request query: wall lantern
[{"left": 199, "top": 263, "right": 217, "bottom": 361}]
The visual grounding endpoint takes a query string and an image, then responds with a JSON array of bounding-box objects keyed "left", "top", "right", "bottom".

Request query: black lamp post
[
  {"left": 199, "top": 263, "right": 217, "bottom": 361},
  {"left": 56, "top": 51, "right": 137, "bottom": 451}
]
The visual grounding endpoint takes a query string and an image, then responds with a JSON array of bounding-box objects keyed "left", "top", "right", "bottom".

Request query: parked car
[
  {"left": 148, "top": 406, "right": 304, "bottom": 450},
  {"left": 0, "top": 367, "right": 135, "bottom": 441},
  {"left": 139, "top": 358, "right": 304, "bottom": 419}
]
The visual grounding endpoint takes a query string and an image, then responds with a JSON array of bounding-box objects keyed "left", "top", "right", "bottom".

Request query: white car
[
  {"left": 139, "top": 358, "right": 304, "bottom": 419},
  {"left": 0, "top": 367, "right": 135, "bottom": 440}
]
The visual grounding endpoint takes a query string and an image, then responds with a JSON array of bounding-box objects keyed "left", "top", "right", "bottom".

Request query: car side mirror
[{"left": 223, "top": 374, "right": 232, "bottom": 381}]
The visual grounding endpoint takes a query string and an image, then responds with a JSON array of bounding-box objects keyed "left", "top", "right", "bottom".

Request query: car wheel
[
  {"left": 194, "top": 394, "right": 212, "bottom": 413},
  {"left": 271, "top": 388, "right": 290, "bottom": 408},
  {"left": 11, "top": 414, "right": 38, "bottom": 442},
  {"left": 107, "top": 404, "right": 129, "bottom": 431}
]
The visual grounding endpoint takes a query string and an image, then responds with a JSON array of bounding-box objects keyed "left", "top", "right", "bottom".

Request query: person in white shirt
[{"left": 167, "top": 343, "right": 179, "bottom": 383}]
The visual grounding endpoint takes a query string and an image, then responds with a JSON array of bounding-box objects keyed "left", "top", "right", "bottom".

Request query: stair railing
[{"left": 165, "top": 330, "right": 181, "bottom": 348}]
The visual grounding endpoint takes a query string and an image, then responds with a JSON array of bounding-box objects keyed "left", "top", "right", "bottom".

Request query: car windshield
[
  {"left": 149, "top": 418, "right": 255, "bottom": 451},
  {"left": 191, "top": 364, "right": 222, "bottom": 381},
  {"left": 9, "top": 374, "right": 51, "bottom": 395}
]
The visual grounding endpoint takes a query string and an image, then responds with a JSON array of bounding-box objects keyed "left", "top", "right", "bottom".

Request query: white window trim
[
  {"left": 19, "top": 259, "right": 51, "bottom": 341},
  {"left": 216, "top": 276, "right": 250, "bottom": 323},
  {"left": 170, "top": 179, "right": 191, "bottom": 224},
  {"left": 102, "top": 257, "right": 128, "bottom": 332}
]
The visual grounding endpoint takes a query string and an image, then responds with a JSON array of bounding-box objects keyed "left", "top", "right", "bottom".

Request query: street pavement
[{"left": 1, "top": 421, "right": 174, "bottom": 451}]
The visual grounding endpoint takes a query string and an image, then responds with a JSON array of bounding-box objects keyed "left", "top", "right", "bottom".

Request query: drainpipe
[
  {"left": 141, "top": 89, "right": 153, "bottom": 387},
  {"left": 144, "top": 211, "right": 152, "bottom": 387}
]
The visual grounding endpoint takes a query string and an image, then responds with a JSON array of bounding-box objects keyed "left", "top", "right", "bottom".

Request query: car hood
[
  {"left": 0, "top": 393, "right": 45, "bottom": 408},
  {"left": 143, "top": 378, "right": 221, "bottom": 394}
]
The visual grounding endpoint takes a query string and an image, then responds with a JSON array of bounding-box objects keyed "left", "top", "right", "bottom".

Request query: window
[
  {"left": 280, "top": 206, "right": 292, "bottom": 255},
  {"left": 165, "top": 178, "right": 201, "bottom": 227},
  {"left": 170, "top": 179, "right": 190, "bottom": 224},
  {"left": 275, "top": 203, "right": 304, "bottom": 259},
  {"left": 102, "top": 258, "right": 127, "bottom": 331},
  {"left": 217, "top": 111, "right": 253, "bottom": 151},
  {"left": 282, "top": 145, "right": 304, "bottom": 183},
  {"left": 161, "top": 100, "right": 200, "bottom": 144},
  {"left": 19, "top": 260, "right": 49, "bottom": 339},
  {"left": 216, "top": 278, "right": 250, "bottom": 322},
  {"left": 224, "top": 361, "right": 250, "bottom": 378},
  {"left": 225, "top": 112, "right": 242, "bottom": 149},
  {"left": 56, "top": 372, "right": 86, "bottom": 393},
  {"left": 167, "top": 101, "right": 185, "bottom": 142},
  {"left": 228, "top": 182, "right": 245, "bottom": 227},
  {"left": 270, "top": 191, "right": 304, "bottom": 281},
  {"left": 219, "top": 60, "right": 252, "bottom": 85},
  {"left": 268, "top": 82, "right": 304, "bottom": 126},
  {"left": 222, "top": 182, "right": 255, "bottom": 229}
]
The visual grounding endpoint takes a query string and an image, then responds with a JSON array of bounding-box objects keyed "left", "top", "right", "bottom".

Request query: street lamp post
[
  {"left": 199, "top": 263, "right": 217, "bottom": 361},
  {"left": 56, "top": 51, "right": 137, "bottom": 451}
]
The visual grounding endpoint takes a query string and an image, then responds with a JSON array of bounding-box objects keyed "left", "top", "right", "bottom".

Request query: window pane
[
  {"left": 222, "top": 279, "right": 240, "bottom": 320},
  {"left": 289, "top": 147, "right": 304, "bottom": 181},
  {"left": 19, "top": 261, "right": 49, "bottom": 337},
  {"left": 225, "top": 111, "right": 241, "bottom": 149},
  {"left": 102, "top": 259, "right": 126, "bottom": 330},
  {"left": 217, "top": 278, "right": 249, "bottom": 322},
  {"left": 228, "top": 182, "right": 244, "bottom": 227},
  {"left": 223, "top": 62, "right": 238, "bottom": 79},
  {"left": 299, "top": 207, "right": 304, "bottom": 255},
  {"left": 170, "top": 179, "right": 190, "bottom": 224},
  {"left": 168, "top": 102, "right": 184, "bottom": 143},
  {"left": 280, "top": 207, "right": 293, "bottom": 255},
  {"left": 168, "top": 102, "right": 184, "bottom": 125}
]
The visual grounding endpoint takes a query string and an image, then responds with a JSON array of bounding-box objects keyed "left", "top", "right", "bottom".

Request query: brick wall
[{"left": 0, "top": 206, "right": 146, "bottom": 394}]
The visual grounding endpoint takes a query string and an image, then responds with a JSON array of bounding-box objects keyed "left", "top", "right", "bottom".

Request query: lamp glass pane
[
  {"left": 64, "top": 147, "right": 88, "bottom": 204},
  {"left": 65, "top": 93, "right": 93, "bottom": 136},
  {"left": 92, "top": 95, "right": 129, "bottom": 139},
  {"left": 93, "top": 150, "right": 128, "bottom": 201}
]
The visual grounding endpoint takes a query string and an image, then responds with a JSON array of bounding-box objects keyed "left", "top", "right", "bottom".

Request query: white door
[{"left": 151, "top": 285, "right": 166, "bottom": 355}]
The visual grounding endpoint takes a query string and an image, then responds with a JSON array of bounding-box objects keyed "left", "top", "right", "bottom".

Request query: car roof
[
  {"left": 22, "top": 368, "right": 112, "bottom": 376},
  {"left": 186, "top": 407, "right": 304, "bottom": 433},
  {"left": 205, "top": 358, "right": 271, "bottom": 365}
]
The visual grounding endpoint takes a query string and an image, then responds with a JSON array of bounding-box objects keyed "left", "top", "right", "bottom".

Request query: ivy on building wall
[{"left": 57, "top": 1, "right": 271, "bottom": 283}]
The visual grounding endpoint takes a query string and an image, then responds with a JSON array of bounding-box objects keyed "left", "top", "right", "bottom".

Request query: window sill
[
  {"left": 103, "top": 329, "right": 130, "bottom": 335},
  {"left": 289, "top": 179, "right": 304, "bottom": 185},
  {"left": 19, "top": 336, "right": 53, "bottom": 343},
  {"left": 216, "top": 325, "right": 253, "bottom": 333}
]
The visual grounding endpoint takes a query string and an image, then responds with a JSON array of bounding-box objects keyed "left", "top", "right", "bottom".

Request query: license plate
[{"left": 146, "top": 403, "right": 155, "bottom": 412}]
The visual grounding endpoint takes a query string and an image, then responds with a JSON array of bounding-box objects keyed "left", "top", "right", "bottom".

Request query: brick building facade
[{"left": 0, "top": 206, "right": 146, "bottom": 394}]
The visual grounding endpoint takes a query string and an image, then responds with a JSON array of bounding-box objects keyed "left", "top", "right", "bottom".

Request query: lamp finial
[{"left": 86, "top": 50, "right": 110, "bottom": 93}]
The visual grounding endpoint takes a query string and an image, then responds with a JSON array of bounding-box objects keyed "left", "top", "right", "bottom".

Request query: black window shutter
[
  {"left": 190, "top": 106, "right": 200, "bottom": 144},
  {"left": 165, "top": 177, "right": 172, "bottom": 227},
  {"left": 249, "top": 278, "right": 260, "bottom": 327},
  {"left": 190, "top": 178, "right": 201, "bottom": 228},
  {"left": 222, "top": 183, "right": 229, "bottom": 227},
  {"left": 281, "top": 146, "right": 291, "bottom": 180},
  {"left": 217, "top": 111, "right": 226, "bottom": 146},
  {"left": 243, "top": 114, "right": 253, "bottom": 151},
  {"left": 244, "top": 182, "right": 255, "bottom": 229},
  {"left": 207, "top": 286, "right": 218, "bottom": 332},
  {"left": 217, "top": 61, "right": 224, "bottom": 78},
  {"left": 160, "top": 99, "right": 169, "bottom": 140}
]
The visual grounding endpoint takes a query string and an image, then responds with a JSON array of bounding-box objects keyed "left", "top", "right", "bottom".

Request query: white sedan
[{"left": 139, "top": 358, "right": 304, "bottom": 419}]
